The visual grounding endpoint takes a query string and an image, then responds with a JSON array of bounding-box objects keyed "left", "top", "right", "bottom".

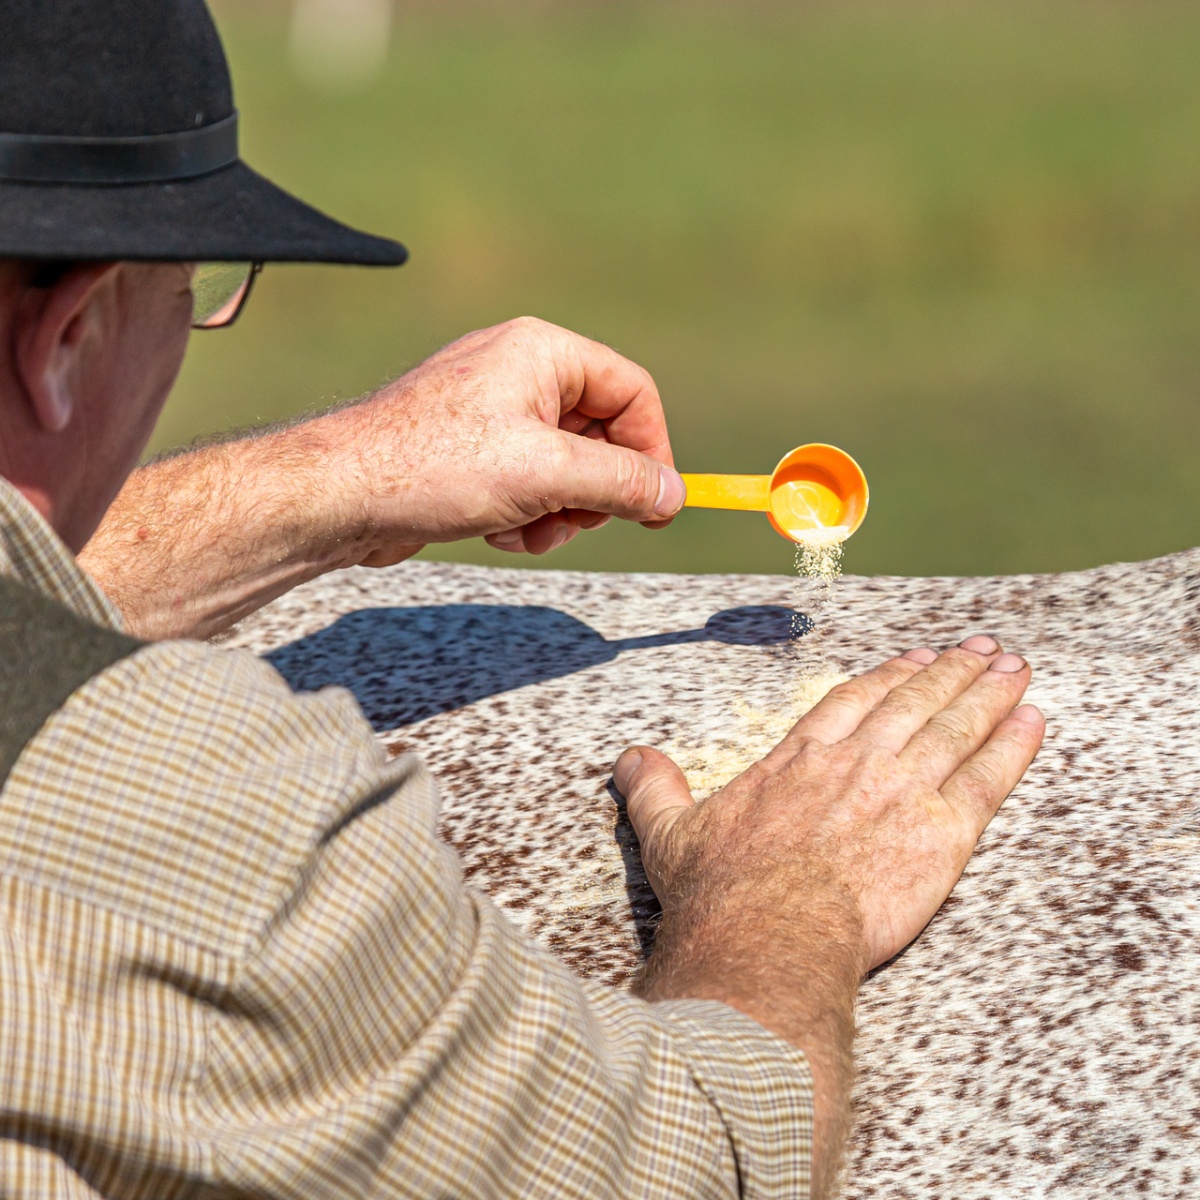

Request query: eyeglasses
[
  {"left": 191, "top": 262, "right": 262, "bottom": 330},
  {"left": 28, "top": 260, "right": 262, "bottom": 330}
]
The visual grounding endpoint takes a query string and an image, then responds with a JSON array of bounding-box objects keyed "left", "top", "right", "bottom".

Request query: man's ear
[{"left": 13, "top": 263, "right": 121, "bottom": 434}]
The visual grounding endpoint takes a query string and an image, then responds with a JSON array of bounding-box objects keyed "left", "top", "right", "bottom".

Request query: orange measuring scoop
[{"left": 680, "top": 443, "right": 868, "bottom": 542}]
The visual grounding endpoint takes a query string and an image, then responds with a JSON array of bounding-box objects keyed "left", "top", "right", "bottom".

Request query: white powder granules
[
  {"left": 790, "top": 524, "right": 848, "bottom": 646},
  {"left": 793, "top": 524, "right": 849, "bottom": 584},
  {"left": 666, "top": 522, "right": 851, "bottom": 798},
  {"left": 667, "top": 670, "right": 849, "bottom": 798}
]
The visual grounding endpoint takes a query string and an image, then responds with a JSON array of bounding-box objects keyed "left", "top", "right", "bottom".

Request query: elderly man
[{"left": 0, "top": 2, "right": 1044, "bottom": 1197}]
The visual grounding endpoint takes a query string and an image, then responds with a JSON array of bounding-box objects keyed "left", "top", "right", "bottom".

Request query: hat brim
[{"left": 0, "top": 160, "right": 406, "bottom": 266}]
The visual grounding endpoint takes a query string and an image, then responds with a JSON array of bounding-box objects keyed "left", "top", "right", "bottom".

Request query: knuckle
[
  {"left": 880, "top": 691, "right": 929, "bottom": 726},
  {"left": 790, "top": 733, "right": 828, "bottom": 761},
  {"left": 930, "top": 707, "right": 978, "bottom": 748},
  {"left": 733, "top": 760, "right": 771, "bottom": 795},
  {"left": 907, "top": 671, "right": 952, "bottom": 705},
  {"left": 500, "top": 315, "right": 548, "bottom": 350},
  {"left": 855, "top": 746, "right": 901, "bottom": 793},
  {"left": 955, "top": 756, "right": 1004, "bottom": 805},
  {"left": 827, "top": 678, "right": 876, "bottom": 710},
  {"left": 614, "top": 450, "right": 656, "bottom": 510},
  {"left": 630, "top": 362, "right": 659, "bottom": 402}
]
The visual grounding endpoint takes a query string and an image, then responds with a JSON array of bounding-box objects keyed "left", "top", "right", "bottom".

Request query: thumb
[
  {"left": 557, "top": 435, "right": 686, "bottom": 523},
  {"left": 614, "top": 746, "right": 696, "bottom": 898}
]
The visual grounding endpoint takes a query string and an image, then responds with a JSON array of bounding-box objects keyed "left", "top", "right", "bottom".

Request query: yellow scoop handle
[
  {"left": 678, "top": 473, "right": 771, "bottom": 512},
  {"left": 679, "top": 444, "right": 869, "bottom": 542}
]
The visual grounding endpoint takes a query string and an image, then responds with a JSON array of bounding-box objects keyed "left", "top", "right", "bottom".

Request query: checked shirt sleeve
[{"left": 0, "top": 638, "right": 813, "bottom": 1199}]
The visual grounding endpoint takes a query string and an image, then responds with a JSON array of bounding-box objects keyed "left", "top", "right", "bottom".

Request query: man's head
[
  {"left": 0, "top": 261, "right": 193, "bottom": 550},
  {"left": 0, "top": 0, "right": 405, "bottom": 548}
]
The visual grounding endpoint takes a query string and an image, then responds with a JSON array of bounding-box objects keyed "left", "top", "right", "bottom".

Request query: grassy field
[{"left": 171, "top": 1, "right": 1200, "bottom": 578}]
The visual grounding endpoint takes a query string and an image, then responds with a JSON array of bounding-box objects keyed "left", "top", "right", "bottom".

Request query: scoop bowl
[{"left": 679, "top": 443, "right": 868, "bottom": 543}]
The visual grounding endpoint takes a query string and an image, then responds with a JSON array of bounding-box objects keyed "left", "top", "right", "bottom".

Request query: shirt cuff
[{"left": 654, "top": 999, "right": 815, "bottom": 1200}]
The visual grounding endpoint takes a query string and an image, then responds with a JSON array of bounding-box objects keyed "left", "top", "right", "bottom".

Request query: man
[{"left": 0, "top": 2, "right": 1044, "bottom": 1197}]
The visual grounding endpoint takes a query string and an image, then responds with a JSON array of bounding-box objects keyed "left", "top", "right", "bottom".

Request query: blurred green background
[{"left": 176, "top": 0, "right": 1200, "bottom": 578}]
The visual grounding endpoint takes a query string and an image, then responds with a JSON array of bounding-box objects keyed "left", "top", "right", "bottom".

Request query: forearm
[
  {"left": 80, "top": 412, "right": 420, "bottom": 640},
  {"left": 635, "top": 882, "right": 864, "bottom": 1200},
  {"left": 78, "top": 318, "right": 688, "bottom": 640}
]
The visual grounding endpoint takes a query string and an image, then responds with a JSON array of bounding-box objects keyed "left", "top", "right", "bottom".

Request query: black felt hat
[{"left": 0, "top": 0, "right": 407, "bottom": 266}]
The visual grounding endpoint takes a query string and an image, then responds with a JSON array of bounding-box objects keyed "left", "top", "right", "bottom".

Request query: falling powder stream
[
  {"left": 790, "top": 524, "right": 849, "bottom": 648},
  {"left": 667, "top": 524, "right": 851, "bottom": 798}
]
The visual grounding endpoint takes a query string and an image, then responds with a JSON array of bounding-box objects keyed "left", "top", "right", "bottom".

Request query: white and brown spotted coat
[{"left": 227, "top": 550, "right": 1200, "bottom": 1199}]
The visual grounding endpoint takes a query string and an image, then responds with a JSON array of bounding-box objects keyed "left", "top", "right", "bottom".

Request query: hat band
[{"left": 0, "top": 113, "right": 238, "bottom": 185}]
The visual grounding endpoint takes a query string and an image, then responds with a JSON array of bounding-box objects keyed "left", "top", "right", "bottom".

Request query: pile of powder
[{"left": 668, "top": 670, "right": 848, "bottom": 798}]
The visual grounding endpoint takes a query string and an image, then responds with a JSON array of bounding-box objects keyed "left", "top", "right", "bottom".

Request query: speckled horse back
[{"left": 225, "top": 549, "right": 1200, "bottom": 1199}]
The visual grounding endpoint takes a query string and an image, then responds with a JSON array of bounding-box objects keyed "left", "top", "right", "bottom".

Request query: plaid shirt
[{"left": 0, "top": 478, "right": 813, "bottom": 1198}]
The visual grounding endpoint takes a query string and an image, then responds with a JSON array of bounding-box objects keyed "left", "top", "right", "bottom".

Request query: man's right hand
[
  {"left": 335, "top": 315, "right": 683, "bottom": 564},
  {"left": 614, "top": 635, "right": 1044, "bottom": 1198},
  {"left": 83, "top": 316, "right": 682, "bottom": 639}
]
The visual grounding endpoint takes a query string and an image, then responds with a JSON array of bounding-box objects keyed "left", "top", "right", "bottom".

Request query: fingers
[
  {"left": 786, "top": 653, "right": 930, "bottom": 746},
  {"left": 613, "top": 746, "right": 696, "bottom": 897},
  {"left": 568, "top": 510, "right": 612, "bottom": 532},
  {"left": 554, "top": 325, "right": 675, "bottom": 467},
  {"left": 778, "top": 635, "right": 1023, "bottom": 760},
  {"left": 941, "top": 703, "right": 1045, "bottom": 836},
  {"left": 544, "top": 322, "right": 685, "bottom": 526},
  {"left": 552, "top": 433, "right": 686, "bottom": 523},
  {"left": 853, "top": 639, "right": 1002, "bottom": 753},
  {"left": 486, "top": 513, "right": 577, "bottom": 555},
  {"left": 485, "top": 510, "right": 610, "bottom": 555},
  {"left": 898, "top": 655, "right": 1033, "bottom": 784},
  {"left": 557, "top": 411, "right": 608, "bottom": 440},
  {"left": 457, "top": 318, "right": 685, "bottom": 533}
]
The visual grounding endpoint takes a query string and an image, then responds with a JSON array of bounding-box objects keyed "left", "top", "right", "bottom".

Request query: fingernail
[
  {"left": 903, "top": 647, "right": 938, "bottom": 665},
  {"left": 491, "top": 530, "right": 522, "bottom": 548},
  {"left": 549, "top": 526, "right": 570, "bottom": 551},
  {"left": 989, "top": 653, "right": 1026, "bottom": 673},
  {"left": 578, "top": 514, "right": 611, "bottom": 531},
  {"left": 655, "top": 468, "right": 686, "bottom": 517},
  {"left": 1012, "top": 704, "right": 1043, "bottom": 725},
  {"left": 960, "top": 634, "right": 1000, "bottom": 655},
  {"left": 614, "top": 750, "right": 643, "bottom": 793}
]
